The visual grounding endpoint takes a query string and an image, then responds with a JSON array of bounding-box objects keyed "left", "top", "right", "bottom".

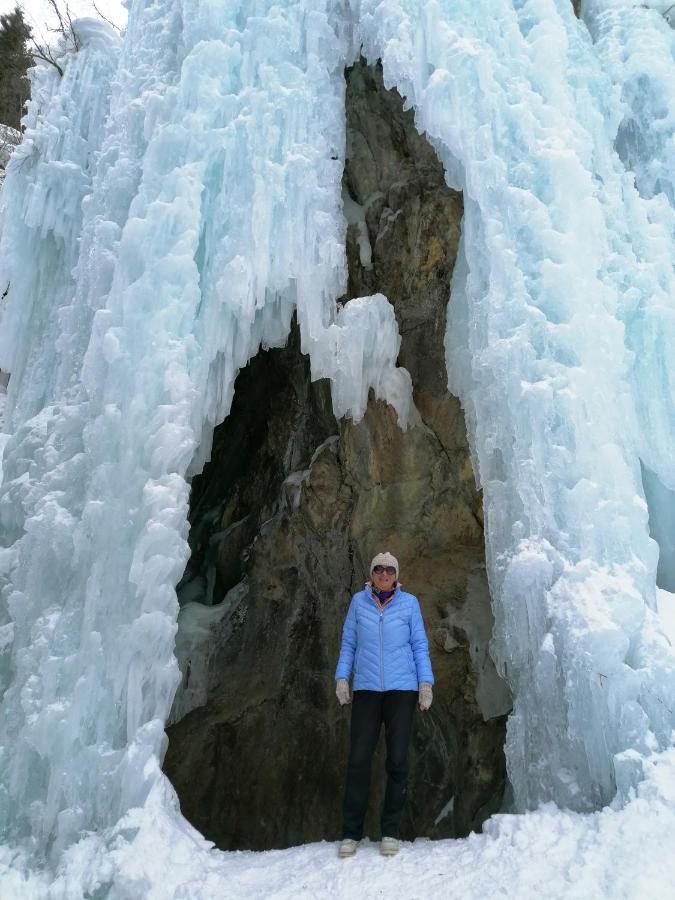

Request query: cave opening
[{"left": 162, "top": 59, "right": 511, "bottom": 851}]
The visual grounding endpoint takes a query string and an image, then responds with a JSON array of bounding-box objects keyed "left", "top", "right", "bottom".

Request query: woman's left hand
[
  {"left": 336, "top": 678, "right": 352, "bottom": 706},
  {"left": 418, "top": 682, "right": 433, "bottom": 712}
]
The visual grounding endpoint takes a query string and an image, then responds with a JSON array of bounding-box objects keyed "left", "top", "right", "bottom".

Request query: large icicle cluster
[
  {"left": 0, "top": 0, "right": 674, "bottom": 885},
  {"left": 354, "top": 0, "right": 675, "bottom": 810},
  {"left": 0, "top": 1, "right": 414, "bottom": 860},
  {"left": 585, "top": 0, "right": 675, "bottom": 594}
]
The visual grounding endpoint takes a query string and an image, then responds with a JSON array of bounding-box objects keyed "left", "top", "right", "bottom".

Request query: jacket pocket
[
  {"left": 355, "top": 649, "right": 361, "bottom": 676},
  {"left": 406, "top": 646, "right": 416, "bottom": 676}
]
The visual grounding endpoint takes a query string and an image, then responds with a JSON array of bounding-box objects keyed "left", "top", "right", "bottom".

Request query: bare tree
[
  {"left": 27, "top": 0, "right": 122, "bottom": 77},
  {"left": 91, "top": 1, "right": 121, "bottom": 33},
  {"left": 0, "top": 125, "right": 21, "bottom": 185},
  {"left": 26, "top": 0, "right": 83, "bottom": 77}
]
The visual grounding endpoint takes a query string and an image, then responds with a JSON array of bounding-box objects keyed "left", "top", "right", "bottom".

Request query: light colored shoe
[
  {"left": 380, "top": 837, "right": 399, "bottom": 856},
  {"left": 338, "top": 838, "right": 359, "bottom": 858}
]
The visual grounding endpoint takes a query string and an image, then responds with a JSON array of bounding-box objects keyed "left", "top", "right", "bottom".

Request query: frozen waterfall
[{"left": 0, "top": 0, "right": 675, "bottom": 891}]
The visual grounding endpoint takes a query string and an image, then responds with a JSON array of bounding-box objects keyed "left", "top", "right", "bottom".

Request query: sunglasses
[{"left": 372, "top": 565, "right": 396, "bottom": 576}]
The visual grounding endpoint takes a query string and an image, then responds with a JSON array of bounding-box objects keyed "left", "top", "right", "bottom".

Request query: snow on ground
[{"left": 2, "top": 747, "right": 675, "bottom": 899}]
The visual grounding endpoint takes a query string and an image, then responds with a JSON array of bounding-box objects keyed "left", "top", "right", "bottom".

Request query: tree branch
[
  {"left": 91, "top": 1, "right": 121, "bottom": 33},
  {"left": 28, "top": 35, "right": 64, "bottom": 77}
]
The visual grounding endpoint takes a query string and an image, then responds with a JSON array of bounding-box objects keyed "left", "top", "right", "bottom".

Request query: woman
[{"left": 335, "top": 552, "right": 434, "bottom": 858}]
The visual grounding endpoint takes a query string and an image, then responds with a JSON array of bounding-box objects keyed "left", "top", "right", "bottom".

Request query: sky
[{"left": 0, "top": 0, "right": 127, "bottom": 38}]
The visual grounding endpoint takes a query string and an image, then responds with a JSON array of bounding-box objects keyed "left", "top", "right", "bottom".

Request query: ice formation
[{"left": 0, "top": 0, "right": 675, "bottom": 892}]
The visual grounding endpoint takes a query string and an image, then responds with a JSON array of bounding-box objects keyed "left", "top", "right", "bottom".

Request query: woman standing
[{"left": 335, "top": 552, "right": 434, "bottom": 858}]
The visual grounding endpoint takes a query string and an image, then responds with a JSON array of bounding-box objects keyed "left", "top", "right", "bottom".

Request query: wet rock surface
[{"left": 163, "top": 61, "right": 511, "bottom": 851}]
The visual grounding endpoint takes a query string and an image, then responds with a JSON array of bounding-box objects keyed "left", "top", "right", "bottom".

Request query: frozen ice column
[
  {"left": 0, "top": 21, "right": 123, "bottom": 854},
  {"left": 584, "top": 1, "right": 675, "bottom": 596},
  {"left": 0, "top": 0, "right": 413, "bottom": 861}
]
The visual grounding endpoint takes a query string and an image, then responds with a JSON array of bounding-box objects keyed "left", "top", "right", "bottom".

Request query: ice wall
[
  {"left": 353, "top": 0, "right": 675, "bottom": 809},
  {"left": 584, "top": 1, "right": 675, "bottom": 588},
  {"left": 0, "top": 0, "right": 674, "bottom": 875},
  {"left": 0, "top": 0, "right": 415, "bottom": 861}
]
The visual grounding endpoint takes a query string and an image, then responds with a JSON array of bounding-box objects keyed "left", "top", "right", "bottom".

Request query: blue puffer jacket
[{"left": 335, "top": 585, "right": 434, "bottom": 691}]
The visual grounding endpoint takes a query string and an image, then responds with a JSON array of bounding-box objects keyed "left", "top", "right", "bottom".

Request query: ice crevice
[{"left": 0, "top": 0, "right": 674, "bottom": 890}]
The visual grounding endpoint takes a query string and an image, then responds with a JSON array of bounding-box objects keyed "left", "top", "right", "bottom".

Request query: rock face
[{"left": 163, "top": 61, "right": 511, "bottom": 851}]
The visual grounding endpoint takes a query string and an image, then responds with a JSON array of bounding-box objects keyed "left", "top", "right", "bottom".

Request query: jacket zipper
[{"left": 379, "top": 609, "right": 384, "bottom": 691}]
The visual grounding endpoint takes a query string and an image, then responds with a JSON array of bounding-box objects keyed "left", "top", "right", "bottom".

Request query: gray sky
[{"left": 0, "top": 0, "right": 127, "bottom": 38}]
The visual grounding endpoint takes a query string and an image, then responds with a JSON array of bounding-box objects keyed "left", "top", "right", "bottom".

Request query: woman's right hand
[
  {"left": 418, "top": 682, "right": 433, "bottom": 711},
  {"left": 336, "top": 678, "right": 352, "bottom": 706}
]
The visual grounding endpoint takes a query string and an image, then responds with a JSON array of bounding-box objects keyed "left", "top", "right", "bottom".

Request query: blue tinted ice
[{"left": 0, "top": 0, "right": 674, "bottom": 878}]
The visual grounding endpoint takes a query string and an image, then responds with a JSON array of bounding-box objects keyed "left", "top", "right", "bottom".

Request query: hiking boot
[
  {"left": 338, "top": 838, "right": 359, "bottom": 858},
  {"left": 380, "top": 837, "right": 399, "bottom": 856}
]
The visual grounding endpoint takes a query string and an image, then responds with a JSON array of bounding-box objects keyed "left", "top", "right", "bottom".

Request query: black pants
[{"left": 341, "top": 690, "right": 418, "bottom": 840}]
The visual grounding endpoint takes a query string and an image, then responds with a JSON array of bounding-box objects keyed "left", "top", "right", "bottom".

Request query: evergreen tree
[{"left": 0, "top": 6, "right": 32, "bottom": 131}]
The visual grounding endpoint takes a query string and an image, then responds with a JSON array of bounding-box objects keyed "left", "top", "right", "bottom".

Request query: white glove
[
  {"left": 418, "top": 682, "right": 433, "bottom": 711},
  {"left": 336, "top": 678, "right": 352, "bottom": 706}
]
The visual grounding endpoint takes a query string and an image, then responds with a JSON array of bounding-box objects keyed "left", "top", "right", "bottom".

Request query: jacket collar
[{"left": 365, "top": 582, "right": 401, "bottom": 609}]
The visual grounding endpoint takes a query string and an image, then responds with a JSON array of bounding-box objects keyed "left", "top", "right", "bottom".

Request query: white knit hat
[{"left": 370, "top": 552, "right": 399, "bottom": 578}]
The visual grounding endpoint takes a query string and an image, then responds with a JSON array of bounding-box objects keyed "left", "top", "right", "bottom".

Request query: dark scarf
[{"left": 371, "top": 584, "right": 397, "bottom": 611}]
